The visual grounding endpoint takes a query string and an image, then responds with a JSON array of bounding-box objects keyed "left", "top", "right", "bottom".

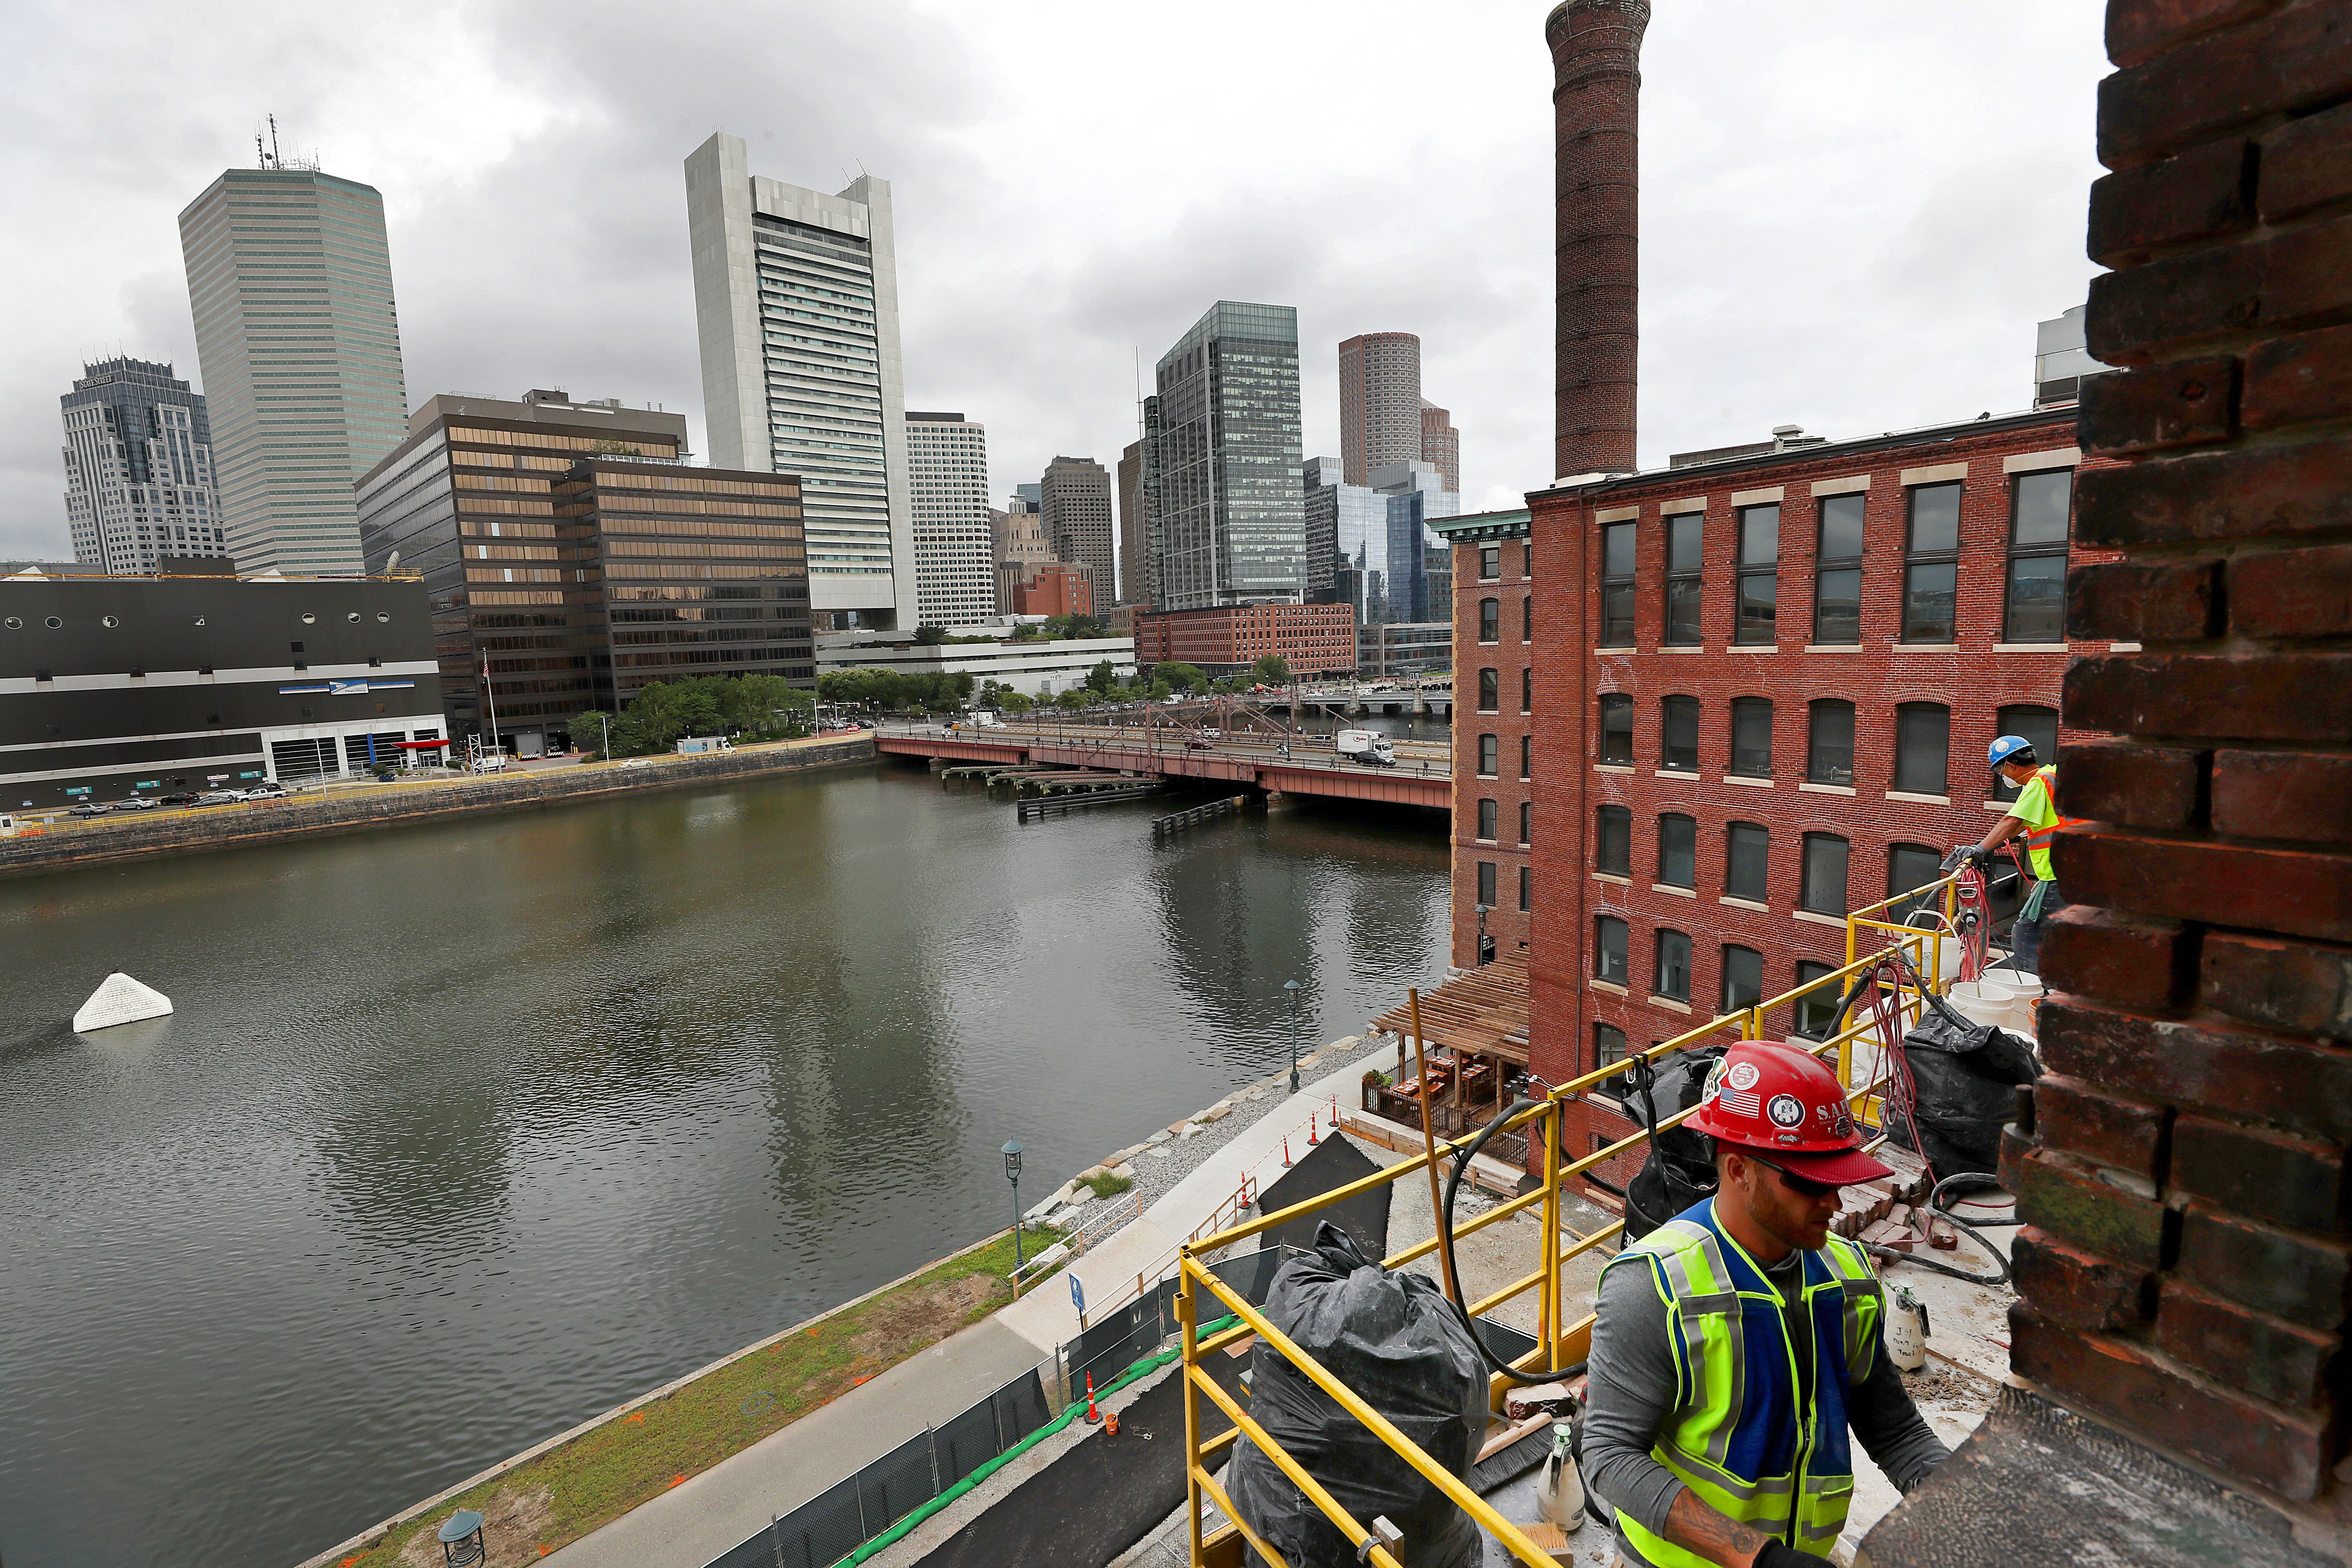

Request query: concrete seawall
[{"left": 0, "top": 735, "right": 877, "bottom": 880}]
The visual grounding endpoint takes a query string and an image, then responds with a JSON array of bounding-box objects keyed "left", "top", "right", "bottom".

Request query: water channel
[{"left": 0, "top": 754, "right": 1448, "bottom": 1568}]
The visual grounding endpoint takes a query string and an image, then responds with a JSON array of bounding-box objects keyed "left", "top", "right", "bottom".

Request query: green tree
[
  {"left": 1085, "top": 660, "right": 1116, "bottom": 695},
  {"left": 570, "top": 710, "right": 615, "bottom": 758},
  {"left": 1155, "top": 662, "right": 1210, "bottom": 693},
  {"left": 1001, "top": 690, "right": 1035, "bottom": 713},
  {"left": 913, "top": 624, "right": 949, "bottom": 646},
  {"left": 1253, "top": 653, "right": 1291, "bottom": 683},
  {"left": 1148, "top": 679, "right": 1175, "bottom": 702},
  {"left": 1054, "top": 688, "right": 1088, "bottom": 710}
]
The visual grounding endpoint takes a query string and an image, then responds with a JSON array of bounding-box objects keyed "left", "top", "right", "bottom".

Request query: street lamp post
[
  {"left": 1285, "top": 978, "right": 1302, "bottom": 1095},
  {"left": 1002, "top": 1140, "right": 1026, "bottom": 1268}
]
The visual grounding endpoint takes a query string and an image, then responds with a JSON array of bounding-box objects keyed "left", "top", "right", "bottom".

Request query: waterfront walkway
[{"left": 543, "top": 1050, "right": 1393, "bottom": 1568}]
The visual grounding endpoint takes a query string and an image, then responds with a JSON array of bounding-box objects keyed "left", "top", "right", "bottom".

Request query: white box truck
[{"left": 1335, "top": 729, "right": 1396, "bottom": 767}]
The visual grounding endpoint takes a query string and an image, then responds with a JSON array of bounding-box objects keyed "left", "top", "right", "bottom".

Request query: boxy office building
[{"left": 0, "top": 558, "right": 444, "bottom": 810}]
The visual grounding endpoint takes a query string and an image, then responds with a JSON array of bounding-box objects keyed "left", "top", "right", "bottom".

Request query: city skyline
[{"left": 0, "top": 4, "right": 2108, "bottom": 565}]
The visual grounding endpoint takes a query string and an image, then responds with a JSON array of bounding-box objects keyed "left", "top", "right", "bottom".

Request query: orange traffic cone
[
  {"left": 1307, "top": 1113, "right": 1319, "bottom": 1146},
  {"left": 1281, "top": 1136, "right": 1291, "bottom": 1168},
  {"left": 1083, "top": 1372, "right": 1102, "bottom": 1424}
]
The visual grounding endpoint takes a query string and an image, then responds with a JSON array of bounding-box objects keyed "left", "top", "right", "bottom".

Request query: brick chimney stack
[{"left": 1547, "top": 0, "right": 1649, "bottom": 479}]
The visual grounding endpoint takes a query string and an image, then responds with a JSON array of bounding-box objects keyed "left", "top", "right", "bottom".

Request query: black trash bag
[
  {"left": 1620, "top": 1047, "right": 1725, "bottom": 1243},
  {"left": 1889, "top": 994, "right": 2040, "bottom": 1185},
  {"left": 1225, "top": 1221, "right": 1488, "bottom": 1568}
]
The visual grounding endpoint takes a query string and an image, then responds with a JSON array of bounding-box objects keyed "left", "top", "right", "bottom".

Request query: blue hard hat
[{"left": 1988, "top": 735, "right": 2035, "bottom": 769}]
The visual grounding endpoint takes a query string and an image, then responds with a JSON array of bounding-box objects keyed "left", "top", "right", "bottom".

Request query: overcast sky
[{"left": 1, "top": 1, "right": 2108, "bottom": 562}]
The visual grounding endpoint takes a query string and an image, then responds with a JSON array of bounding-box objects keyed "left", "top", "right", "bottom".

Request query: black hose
[
  {"left": 1435, "top": 1098, "right": 1588, "bottom": 1386},
  {"left": 1859, "top": 1171, "right": 2014, "bottom": 1286}
]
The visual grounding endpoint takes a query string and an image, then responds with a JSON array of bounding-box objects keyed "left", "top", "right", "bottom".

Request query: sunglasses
[{"left": 1746, "top": 1155, "right": 1838, "bottom": 1201}]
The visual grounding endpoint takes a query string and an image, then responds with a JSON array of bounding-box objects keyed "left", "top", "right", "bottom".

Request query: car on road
[
  {"left": 240, "top": 782, "right": 290, "bottom": 800},
  {"left": 67, "top": 800, "right": 111, "bottom": 818},
  {"left": 156, "top": 792, "right": 199, "bottom": 806},
  {"left": 193, "top": 790, "right": 242, "bottom": 807},
  {"left": 110, "top": 796, "right": 159, "bottom": 811}
]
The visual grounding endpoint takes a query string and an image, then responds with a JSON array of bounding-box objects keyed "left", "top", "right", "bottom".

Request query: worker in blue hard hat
[{"left": 1954, "top": 735, "right": 2076, "bottom": 979}]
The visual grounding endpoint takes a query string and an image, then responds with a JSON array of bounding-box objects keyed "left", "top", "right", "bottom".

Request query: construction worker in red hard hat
[{"left": 1583, "top": 1041, "right": 1948, "bottom": 1567}]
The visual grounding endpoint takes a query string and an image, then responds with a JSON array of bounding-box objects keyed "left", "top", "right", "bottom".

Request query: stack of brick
[{"left": 2003, "top": 0, "right": 2352, "bottom": 1518}]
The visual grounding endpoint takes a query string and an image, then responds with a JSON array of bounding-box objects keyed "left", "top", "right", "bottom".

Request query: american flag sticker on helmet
[{"left": 1716, "top": 1089, "right": 1760, "bottom": 1118}]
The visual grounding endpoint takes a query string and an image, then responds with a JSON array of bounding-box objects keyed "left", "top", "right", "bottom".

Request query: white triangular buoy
[{"left": 73, "top": 973, "right": 173, "bottom": 1032}]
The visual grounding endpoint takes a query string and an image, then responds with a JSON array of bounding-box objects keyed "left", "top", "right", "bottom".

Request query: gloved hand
[{"left": 1753, "top": 1542, "right": 1815, "bottom": 1568}]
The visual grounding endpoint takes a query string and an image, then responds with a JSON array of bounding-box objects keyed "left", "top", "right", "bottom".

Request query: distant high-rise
[
  {"left": 990, "top": 501, "right": 1059, "bottom": 615},
  {"left": 1147, "top": 302, "right": 1305, "bottom": 610},
  {"left": 905, "top": 412, "right": 994, "bottom": 628},
  {"left": 58, "top": 358, "right": 229, "bottom": 576},
  {"left": 1304, "top": 455, "right": 1460, "bottom": 627},
  {"left": 1420, "top": 401, "right": 1461, "bottom": 494},
  {"left": 179, "top": 164, "right": 409, "bottom": 574},
  {"left": 685, "top": 133, "right": 912, "bottom": 628},
  {"left": 1116, "top": 439, "right": 1151, "bottom": 607},
  {"left": 1039, "top": 456, "right": 1115, "bottom": 614},
  {"left": 1338, "top": 332, "right": 1424, "bottom": 486}
]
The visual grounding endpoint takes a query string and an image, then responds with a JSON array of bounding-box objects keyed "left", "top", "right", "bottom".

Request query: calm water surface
[{"left": 0, "top": 760, "right": 1446, "bottom": 1567}]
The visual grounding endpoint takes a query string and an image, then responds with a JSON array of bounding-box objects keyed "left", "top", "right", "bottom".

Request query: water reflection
[{"left": 0, "top": 762, "right": 1444, "bottom": 1568}]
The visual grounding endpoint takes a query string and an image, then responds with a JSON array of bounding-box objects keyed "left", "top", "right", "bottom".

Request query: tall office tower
[
  {"left": 685, "top": 133, "right": 912, "bottom": 629},
  {"left": 905, "top": 412, "right": 995, "bottom": 628},
  {"left": 1039, "top": 456, "right": 1115, "bottom": 614},
  {"left": 1301, "top": 456, "right": 1350, "bottom": 606},
  {"left": 58, "top": 358, "right": 230, "bottom": 576},
  {"left": 178, "top": 164, "right": 408, "bottom": 575},
  {"left": 989, "top": 502, "right": 1059, "bottom": 614},
  {"left": 1116, "top": 438, "right": 1151, "bottom": 607},
  {"left": 1012, "top": 483, "right": 1041, "bottom": 514},
  {"left": 1146, "top": 302, "right": 1305, "bottom": 611},
  {"left": 1338, "top": 332, "right": 1424, "bottom": 486},
  {"left": 1420, "top": 401, "right": 1461, "bottom": 494},
  {"left": 1370, "top": 459, "right": 1461, "bottom": 623}
]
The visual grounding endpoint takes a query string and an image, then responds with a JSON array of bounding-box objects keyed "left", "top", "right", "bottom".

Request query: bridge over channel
[{"left": 873, "top": 723, "right": 1452, "bottom": 810}]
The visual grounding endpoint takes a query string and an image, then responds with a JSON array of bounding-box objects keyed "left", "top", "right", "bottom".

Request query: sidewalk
[{"left": 541, "top": 1318, "right": 1045, "bottom": 1568}]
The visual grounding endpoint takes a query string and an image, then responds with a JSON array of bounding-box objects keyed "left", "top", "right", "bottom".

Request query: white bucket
[
  {"left": 1947, "top": 980, "right": 2018, "bottom": 1030},
  {"left": 1981, "top": 968, "right": 2041, "bottom": 1033}
]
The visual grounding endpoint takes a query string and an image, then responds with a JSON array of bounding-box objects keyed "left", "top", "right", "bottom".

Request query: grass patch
[
  {"left": 331, "top": 1226, "right": 1060, "bottom": 1568},
  {"left": 1079, "top": 1171, "right": 1133, "bottom": 1200}
]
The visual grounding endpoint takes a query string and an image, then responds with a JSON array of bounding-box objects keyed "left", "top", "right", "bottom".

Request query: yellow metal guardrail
[{"left": 1176, "top": 876, "right": 1972, "bottom": 1567}]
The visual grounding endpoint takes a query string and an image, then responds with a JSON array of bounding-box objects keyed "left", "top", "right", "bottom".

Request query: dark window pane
[
  {"left": 1818, "top": 493, "right": 1865, "bottom": 560},
  {"left": 1519, "top": 864, "right": 1531, "bottom": 912},
  {"left": 1662, "top": 695, "right": 1699, "bottom": 771},
  {"left": 1994, "top": 705, "right": 2059, "bottom": 800},
  {"left": 1807, "top": 701, "right": 1854, "bottom": 785},
  {"left": 1521, "top": 733, "right": 1532, "bottom": 780},
  {"left": 1479, "top": 598, "right": 1500, "bottom": 642},
  {"left": 2012, "top": 470, "right": 2072, "bottom": 547},
  {"left": 2004, "top": 554, "right": 2066, "bottom": 643},
  {"left": 1802, "top": 833, "right": 1850, "bottom": 915},
  {"left": 1477, "top": 798, "right": 1498, "bottom": 839},
  {"left": 1888, "top": 843, "right": 1942, "bottom": 922},
  {"left": 1725, "top": 822, "right": 1768, "bottom": 901},
  {"left": 1666, "top": 515, "right": 1703, "bottom": 574},
  {"left": 1477, "top": 861, "right": 1497, "bottom": 906},
  {"left": 1908, "top": 483, "right": 1962, "bottom": 554},
  {"left": 1902, "top": 560, "right": 1957, "bottom": 642},
  {"left": 1730, "top": 698, "right": 1772, "bottom": 775},
  {"left": 1665, "top": 579, "right": 1702, "bottom": 645},
  {"left": 1813, "top": 567, "right": 1861, "bottom": 644},
  {"left": 1597, "top": 805, "right": 1631, "bottom": 874},
  {"left": 1478, "top": 668, "right": 1499, "bottom": 711},
  {"left": 1794, "top": 961, "right": 1838, "bottom": 1038},
  {"left": 1481, "top": 546, "right": 1500, "bottom": 579},
  {"left": 1520, "top": 799, "right": 1532, "bottom": 844},
  {"left": 1721, "top": 946, "right": 1763, "bottom": 1012},
  {"left": 1478, "top": 733, "right": 1498, "bottom": 775},
  {"left": 1599, "top": 695, "right": 1632, "bottom": 765},
  {"left": 1658, "top": 813, "right": 1696, "bottom": 887},
  {"left": 1655, "top": 929, "right": 1692, "bottom": 1001},
  {"left": 1602, "top": 522, "right": 1635, "bottom": 577},
  {"left": 1736, "top": 571, "right": 1777, "bottom": 644},
  {"left": 1894, "top": 704, "right": 1951, "bottom": 795},
  {"left": 1602, "top": 582, "right": 1635, "bottom": 646},
  {"left": 1595, "top": 1023, "right": 1628, "bottom": 1096},
  {"left": 1522, "top": 667, "right": 1533, "bottom": 713},
  {"left": 1522, "top": 595, "right": 1533, "bottom": 642},
  {"left": 1740, "top": 506, "right": 1779, "bottom": 565},
  {"left": 1595, "top": 917, "right": 1628, "bottom": 984}
]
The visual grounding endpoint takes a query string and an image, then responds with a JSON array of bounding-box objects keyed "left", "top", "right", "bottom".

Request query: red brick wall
[
  {"left": 1454, "top": 536, "right": 1537, "bottom": 968},
  {"left": 1133, "top": 603, "right": 1356, "bottom": 676},
  {"left": 1011, "top": 563, "right": 1091, "bottom": 618},
  {"left": 2002, "top": 0, "right": 2352, "bottom": 1512},
  {"left": 1495, "top": 412, "right": 2120, "bottom": 1182}
]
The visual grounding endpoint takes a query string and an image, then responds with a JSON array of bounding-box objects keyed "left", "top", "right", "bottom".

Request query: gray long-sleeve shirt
[{"left": 1584, "top": 1243, "right": 1948, "bottom": 1566}]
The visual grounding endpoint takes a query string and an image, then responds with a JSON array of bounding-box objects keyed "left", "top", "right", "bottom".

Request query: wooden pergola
[{"left": 1369, "top": 952, "right": 1531, "bottom": 1136}]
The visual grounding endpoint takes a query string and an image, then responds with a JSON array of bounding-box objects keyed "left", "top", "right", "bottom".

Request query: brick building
[
  {"left": 1008, "top": 561, "right": 1093, "bottom": 619},
  {"left": 1437, "top": 407, "right": 2122, "bottom": 1188},
  {"left": 1132, "top": 602, "right": 1355, "bottom": 677}
]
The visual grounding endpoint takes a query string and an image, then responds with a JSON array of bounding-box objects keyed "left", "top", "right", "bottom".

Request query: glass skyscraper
[
  {"left": 686, "top": 134, "right": 911, "bottom": 629},
  {"left": 1304, "top": 456, "right": 1459, "bottom": 627},
  {"left": 58, "top": 357, "right": 230, "bottom": 576},
  {"left": 178, "top": 165, "right": 409, "bottom": 575},
  {"left": 1145, "top": 302, "right": 1305, "bottom": 610}
]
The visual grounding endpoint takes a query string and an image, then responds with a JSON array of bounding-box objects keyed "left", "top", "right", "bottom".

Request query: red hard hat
[{"left": 1685, "top": 1041, "right": 1893, "bottom": 1187}]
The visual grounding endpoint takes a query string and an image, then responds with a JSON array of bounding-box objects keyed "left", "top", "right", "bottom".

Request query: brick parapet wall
[
  {"left": 1453, "top": 537, "right": 1537, "bottom": 968},
  {"left": 2003, "top": 0, "right": 2352, "bottom": 1524},
  {"left": 0, "top": 738, "right": 876, "bottom": 879}
]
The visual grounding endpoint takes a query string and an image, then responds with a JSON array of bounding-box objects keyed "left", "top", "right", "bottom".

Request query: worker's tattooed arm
[{"left": 1661, "top": 1487, "right": 1774, "bottom": 1568}]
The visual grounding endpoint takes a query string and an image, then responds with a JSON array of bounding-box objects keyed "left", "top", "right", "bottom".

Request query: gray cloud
[{"left": 0, "top": 1, "right": 2105, "bottom": 560}]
